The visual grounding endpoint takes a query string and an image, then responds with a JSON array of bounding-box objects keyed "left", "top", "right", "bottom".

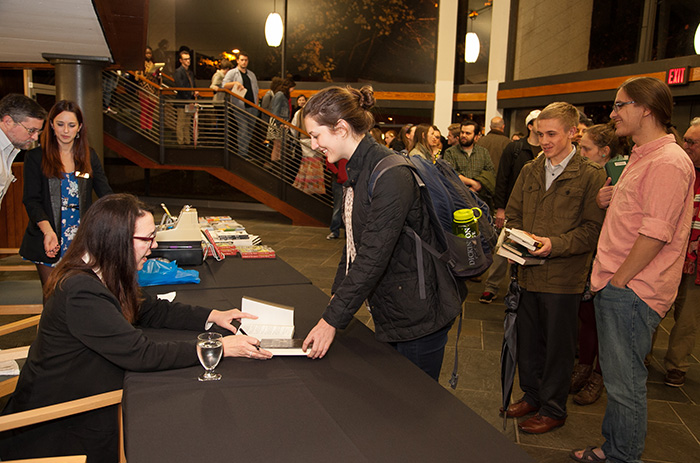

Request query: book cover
[{"left": 497, "top": 245, "right": 545, "bottom": 266}]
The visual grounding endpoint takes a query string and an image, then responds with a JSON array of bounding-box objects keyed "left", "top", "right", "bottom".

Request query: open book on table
[{"left": 238, "top": 297, "right": 307, "bottom": 356}]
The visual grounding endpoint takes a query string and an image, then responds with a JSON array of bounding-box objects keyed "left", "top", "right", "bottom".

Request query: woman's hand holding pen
[{"left": 221, "top": 334, "right": 272, "bottom": 360}]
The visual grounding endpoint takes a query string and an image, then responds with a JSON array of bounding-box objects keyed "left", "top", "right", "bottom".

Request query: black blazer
[
  {"left": 19, "top": 147, "right": 112, "bottom": 264},
  {"left": 0, "top": 271, "right": 212, "bottom": 462}
]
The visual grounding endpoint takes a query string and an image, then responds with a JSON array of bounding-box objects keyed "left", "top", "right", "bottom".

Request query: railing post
[
  {"left": 224, "top": 100, "right": 230, "bottom": 170},
  {"left": 159, "top": 93, "right": 165, "bottom": 164},
  {"left": 280, "top": 129, "right": 287, "bottom": 202}
]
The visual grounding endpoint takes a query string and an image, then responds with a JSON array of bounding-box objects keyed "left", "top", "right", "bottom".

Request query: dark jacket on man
[
  {"left": 476, "top": 128, "right": 511, "bottom": 171},
  {"left": 494, "top": 139, "right": 540, "bottom": 210}
]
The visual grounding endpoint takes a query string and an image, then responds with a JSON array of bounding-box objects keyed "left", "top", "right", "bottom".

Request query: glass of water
[{"left": 197, "top": 332, "right": 223, "bottom": 381}]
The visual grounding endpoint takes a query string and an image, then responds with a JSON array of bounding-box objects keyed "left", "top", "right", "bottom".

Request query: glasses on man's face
[
  {"left": 612, "top": 101, "right": 636, "bottom": 113},
  {"left": 15, "top": 119, "right": 43, "bottom": 136},
  {"left": 684, "top": 138, "right": 699, "bottom": 147},
  {"left": 133, "top": 233, "right": 157, "bottom": 247}
]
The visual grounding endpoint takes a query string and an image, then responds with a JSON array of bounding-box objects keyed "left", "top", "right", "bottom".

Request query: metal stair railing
[{"left": 102, "top": 70, "right": 333, "bottom": 207}]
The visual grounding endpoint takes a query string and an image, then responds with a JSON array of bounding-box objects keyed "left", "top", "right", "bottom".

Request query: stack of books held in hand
[{"left": 497, "top": 228, "right": 545, "bottom": 266}]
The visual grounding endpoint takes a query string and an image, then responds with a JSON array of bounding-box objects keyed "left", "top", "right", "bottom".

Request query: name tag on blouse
[{"left": 75, "top": 171, "right": 90, "bottom": 179}]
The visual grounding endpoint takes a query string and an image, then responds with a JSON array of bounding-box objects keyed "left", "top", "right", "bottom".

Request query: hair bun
[{"left": 357, "top": 85, "right": 376, "bottom": 110}]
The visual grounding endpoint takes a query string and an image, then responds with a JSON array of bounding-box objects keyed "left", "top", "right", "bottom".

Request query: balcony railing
[{"left": 102, "top": 70, "right": 332, "bottom": 207}]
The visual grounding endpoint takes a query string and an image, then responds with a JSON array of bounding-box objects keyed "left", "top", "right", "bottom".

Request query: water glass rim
[{"left": 198, "top": 331, "right": 223, "bottom": 341}]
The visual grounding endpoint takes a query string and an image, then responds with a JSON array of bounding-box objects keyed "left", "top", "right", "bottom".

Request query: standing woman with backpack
[{"left": 301, "top": 86, "right": 463, "bottom": 380}]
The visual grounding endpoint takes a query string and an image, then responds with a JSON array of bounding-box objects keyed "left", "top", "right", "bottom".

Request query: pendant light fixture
[
  {"left": 464, "top": 10, "right": 480, "bottom": 63},
  {"left": 265, "top": 0, "right": 283, "bottom": 47}
]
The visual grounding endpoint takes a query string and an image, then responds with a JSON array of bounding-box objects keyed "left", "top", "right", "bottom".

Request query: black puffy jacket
[{"left": 323, "top": 135, "right": 461, "bottom": 343}]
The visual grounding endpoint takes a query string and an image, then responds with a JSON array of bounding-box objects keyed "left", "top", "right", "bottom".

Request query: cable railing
[{"left": 102, "top": 70, "right": 333, "bottom": 207}]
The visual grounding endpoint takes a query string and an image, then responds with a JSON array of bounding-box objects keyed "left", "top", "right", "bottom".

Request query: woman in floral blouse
[{"left": 19, "top": 100, "right": 112, "bottom": 289}]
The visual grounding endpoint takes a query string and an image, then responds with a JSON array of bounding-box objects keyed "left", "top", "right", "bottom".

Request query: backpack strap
[
  {"left": 369, "top": 155, "right": 463, "bottom": 389},
  {"left": 368, "top": 154, "right": 419, "bottom": 199}
]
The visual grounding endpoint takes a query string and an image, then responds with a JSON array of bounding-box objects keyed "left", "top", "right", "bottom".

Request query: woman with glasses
[
  {"left": 19, "top": 100, "right": 112, "bottom": 290},
  {"left": 1, "top": 193, "right": 272, "bottom": 462}
]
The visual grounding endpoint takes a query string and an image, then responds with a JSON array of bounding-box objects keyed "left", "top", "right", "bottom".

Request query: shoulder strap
[
  {"left": 512, "top": 139, "right": 523, "bottom": 160},
  {"left": 370, "top": 154, "right": 464, "bottom": 389},
  {"left": 368, "top": 154, "right": 421, "bottom": 200}
]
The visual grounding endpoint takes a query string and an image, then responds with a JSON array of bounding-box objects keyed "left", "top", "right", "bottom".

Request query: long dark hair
[
  {"left": 40, "top": 100, "right": 91, "bottom": 179},
  {"left": 303, "top": 85, "right": 375, "bottom": 136},
  {"left": 45, "top": 194, "right": 151, "bottom": 323},
  {"left": 618, "top": 77, "right": 682, "bottom": 145}
]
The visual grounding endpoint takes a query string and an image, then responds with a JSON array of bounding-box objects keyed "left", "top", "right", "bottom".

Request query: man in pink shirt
[{"left": 571, "top": 78, "right": 695, "bottom": 463}]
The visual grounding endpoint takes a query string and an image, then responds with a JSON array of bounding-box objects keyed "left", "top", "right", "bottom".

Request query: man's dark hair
[
  {"left": 0, "top": 93, "right": 47, "bottom": 121},
  {"left": 461, "top": 119, "right": 481, "bottom": 135},
  {"left": 578, "top": 110, "right": 593, "bottom": 127},
  {"left": 238, "top": 51, "right": 249, "bottom": 60}
]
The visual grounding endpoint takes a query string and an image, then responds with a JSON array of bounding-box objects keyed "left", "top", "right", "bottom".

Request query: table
[{"left": 124, "top": 257, "right": 534, "bottom": 462}]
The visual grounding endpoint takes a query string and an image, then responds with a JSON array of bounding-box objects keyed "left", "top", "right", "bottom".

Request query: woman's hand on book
[{"left": 303, "top": 318, "right": 336, "bottom": 359}]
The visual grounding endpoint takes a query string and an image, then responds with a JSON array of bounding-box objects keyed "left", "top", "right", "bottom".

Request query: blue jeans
[
  {"left": 595, "top": 283, "right": 661, "bottom": 463},
  {"left": 390, "top": 321, "right": 453, "bottom": 381},
  {"left": 234, "top": 106, "right": 259, "bottom": 157}
]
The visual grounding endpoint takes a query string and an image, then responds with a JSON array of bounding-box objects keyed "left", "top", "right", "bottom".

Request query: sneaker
[
  {"left": 479, "top": 292, "right": 496, "bottom": 304},
  {"left": 573, "top": 371, "right": 604, "bottom": 405},
  {"left": 664, "top": 369, "right": 686, "bottom": 387},
  {"left": 326, "top": 233, "right": 339, "bottom": 240}
]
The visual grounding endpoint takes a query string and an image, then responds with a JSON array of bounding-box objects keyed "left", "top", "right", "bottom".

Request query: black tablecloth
[
  {"left": 146, "top": 256, "right": 310, "bottom": 292},
  {"left": 125, "top": 259, "right": 534, "bottom": 463}
]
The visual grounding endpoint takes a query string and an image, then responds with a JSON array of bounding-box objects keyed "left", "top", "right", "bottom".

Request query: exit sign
[{"left": 667, "top": 67, "right": 689, "bottom": 86}]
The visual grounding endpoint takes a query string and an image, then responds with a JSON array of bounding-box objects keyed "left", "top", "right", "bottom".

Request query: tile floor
[{"left": 3, "top": 201, "right": 699, "bottom": 462}]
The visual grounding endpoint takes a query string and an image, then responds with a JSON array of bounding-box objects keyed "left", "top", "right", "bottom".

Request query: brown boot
[
  {"left": 570, "top": 363, "right": 593, "bottom": 393},
  {"left": 574, "top": 371, "right": 604, "bottom": 405}
]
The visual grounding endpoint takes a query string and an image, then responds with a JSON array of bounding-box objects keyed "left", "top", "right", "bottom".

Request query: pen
[{"left": 237, "top": 326, "right": 260, "bottom": 350}]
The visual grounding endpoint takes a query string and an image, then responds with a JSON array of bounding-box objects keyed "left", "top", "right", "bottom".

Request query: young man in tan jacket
[{"left": 501, "top": 102, "right": 606, "bottom": 434}]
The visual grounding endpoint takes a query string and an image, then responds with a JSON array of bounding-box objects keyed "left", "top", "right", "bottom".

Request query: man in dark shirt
[
  {"left": 173, "top": 50, "right": 199, "bottom": 145},
  {"left": 476, "top": 116, "right": 511, "bottom": 171},
  {"left": 479, "top": 110, "right": 541, "bottom": 304},
  {"left": 223, "top": 52, "right": 260, "bottom": 157}
]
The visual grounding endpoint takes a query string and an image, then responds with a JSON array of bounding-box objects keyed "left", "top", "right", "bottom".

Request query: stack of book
[
  {"left": 497, "top": 228, "right": 545, "bottom": 266},
  {"left": 199, "top": 216, "right": 270, "bottom": 258}
]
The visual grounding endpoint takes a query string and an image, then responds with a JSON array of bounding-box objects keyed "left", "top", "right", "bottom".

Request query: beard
[{"left": 460, "top": 137, "right": 474, "bottom": 148}]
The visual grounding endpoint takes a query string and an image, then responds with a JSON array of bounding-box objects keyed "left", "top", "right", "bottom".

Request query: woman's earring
[{"left": 76, "top": 132, "right": 80, "bottom": 139}]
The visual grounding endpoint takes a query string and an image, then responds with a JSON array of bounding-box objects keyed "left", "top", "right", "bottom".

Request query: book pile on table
[
  {"left": 238, "top": 246, "right": 276, "bottom": 259},
  {"left": 497, "top": 228, "right": 545, "bottom": 266},
  {"left": 199, "top": 216, "right": 273, "bottom": 258}
]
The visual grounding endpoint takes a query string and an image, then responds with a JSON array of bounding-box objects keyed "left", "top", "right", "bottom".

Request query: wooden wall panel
[{"left": 0, "top": 164, "right": 29, "bottom": 249}]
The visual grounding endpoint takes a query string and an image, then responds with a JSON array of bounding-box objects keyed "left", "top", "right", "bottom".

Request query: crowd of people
[
  {"left": 316, "top": 78, "right": 698, "bottom": 463},
  {"left": 1, "top": 72, "right": 698, "bottom": 463}
]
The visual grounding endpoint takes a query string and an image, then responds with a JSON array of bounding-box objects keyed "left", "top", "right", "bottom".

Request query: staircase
[{"left": 101, "top": 70, "right": 332, "bottom": 226}]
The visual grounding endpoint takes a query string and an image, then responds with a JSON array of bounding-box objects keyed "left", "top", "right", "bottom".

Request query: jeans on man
[
  {"left": 234, "top": 106, "right": 259, "bottom": 157},
  {"left": 483, "top": 251, "right": 509, "bottom": 295},
  {"left": 595, "top": 283, "right": 661, "bottom": 463}
]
